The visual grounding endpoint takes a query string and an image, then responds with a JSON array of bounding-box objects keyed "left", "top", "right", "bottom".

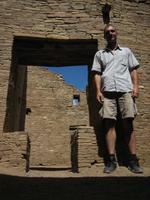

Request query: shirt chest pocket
[
  {"left": 119, "top": 59, "right": 130, "bottom": 73},
  {"left": 120, "top": 58, "right": 128, "bottom": 67}
]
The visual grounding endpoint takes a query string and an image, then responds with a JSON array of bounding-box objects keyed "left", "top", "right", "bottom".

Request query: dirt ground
[{"left": 0, "top": 163, "right": 150, "bottom": 177}]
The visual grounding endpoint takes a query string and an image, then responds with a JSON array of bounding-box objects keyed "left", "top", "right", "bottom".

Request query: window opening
[{"left": 72, "top": 95, "right": 80, "bottom": 106}]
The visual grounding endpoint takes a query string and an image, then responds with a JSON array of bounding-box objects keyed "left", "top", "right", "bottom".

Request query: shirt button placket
[{"left": 113, "top": 53, "right": 117, "bottom": 92}]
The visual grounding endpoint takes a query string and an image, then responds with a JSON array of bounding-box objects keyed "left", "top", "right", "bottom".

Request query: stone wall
[
  {"left": 26, "top": 66, "right": 89, "bottom": 167},
  {"left": 0, "top": 0, "right": 100, "bottom": 132},
  {"left": 70, "top": 125, "right": 98, "bottom": 172},
  {"left": 0, "top": 132, "right": 30, "bottom": 170},
  {"left": 0, "top": 0, "right": 150, "bottom": 169},
  {"left": 70, "top": 125, "right": 150, "bottom": 172}
]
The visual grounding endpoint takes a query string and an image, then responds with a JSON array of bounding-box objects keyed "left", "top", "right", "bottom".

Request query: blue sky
[{"left": 48, "top": 65, "right": 88, "bottom": 91}]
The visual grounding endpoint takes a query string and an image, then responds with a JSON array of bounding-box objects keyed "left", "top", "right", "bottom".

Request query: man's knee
[
  {"left": 104, "top": 119, "right": 116, "bottom": 133},
  {"left": 123, "top": 118, "right": 134, "bottom": 135}
]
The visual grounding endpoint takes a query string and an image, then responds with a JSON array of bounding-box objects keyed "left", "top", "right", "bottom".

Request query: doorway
[{"left": 3, "top": 36, "right": 98, "bottom": 167}]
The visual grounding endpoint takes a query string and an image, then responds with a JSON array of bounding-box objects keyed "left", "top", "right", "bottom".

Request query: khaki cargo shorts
[{"left": 99, "top": 92, "right": 137, "bottom": 120}]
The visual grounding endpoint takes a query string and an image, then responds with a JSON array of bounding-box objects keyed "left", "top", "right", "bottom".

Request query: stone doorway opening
[
  {"left": 3, "top": 36, "right": 98, "bottom": 133},
  {"left": 3, "top": 36, "right": 98, "bottom": 168}
]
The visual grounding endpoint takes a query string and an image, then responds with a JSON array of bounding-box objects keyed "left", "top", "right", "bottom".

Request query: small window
[{"left": 72, "top": 95, "right": 80, "bottom": 106}]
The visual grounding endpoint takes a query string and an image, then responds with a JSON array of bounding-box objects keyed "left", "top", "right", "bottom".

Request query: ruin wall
[{"left": 0, "top": 0, "right": 150, "bottom": 168}]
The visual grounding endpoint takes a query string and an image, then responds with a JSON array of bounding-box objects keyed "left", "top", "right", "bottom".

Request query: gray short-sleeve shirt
[{"left": 92, "top": 47, "right": 140, "bottom": 92}]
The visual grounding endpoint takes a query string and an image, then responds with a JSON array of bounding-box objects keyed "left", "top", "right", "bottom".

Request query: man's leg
[
  {"left": 123, "top": 119, "right": 143, "bottom": 173},
  {"left": 122, "top": 118, "right": 136, "bottom": 154},
  {"left": 105, "top": 119, "right": 116, "bottom": 154},
  {"left": 103, "top": 119, "right": 117, "bottom": 173},
  {"left": 128, "top": 131, "right": 136, "bottom": 155},
  {"left": 101, "top": 93, "right": 118, "bottom": 173},
  {"left": 118, "top": 92, "right": 143, "bottom": 173}
]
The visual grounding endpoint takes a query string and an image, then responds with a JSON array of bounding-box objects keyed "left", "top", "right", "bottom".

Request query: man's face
[{"left": 104, "top": 26, "right": 117, "bottom": 43}]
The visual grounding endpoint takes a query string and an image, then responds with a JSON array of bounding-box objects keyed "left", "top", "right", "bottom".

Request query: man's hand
[
  {"left": 132, "top": 85, "right": 139, "bottom": 98},
  {"left": 96, "top": 91, "right": 104, "bottom": 103}
]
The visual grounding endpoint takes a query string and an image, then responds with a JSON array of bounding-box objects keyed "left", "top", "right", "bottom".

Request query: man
[{"left": 92, "top": 24, "right": 143, "bottom": 174}]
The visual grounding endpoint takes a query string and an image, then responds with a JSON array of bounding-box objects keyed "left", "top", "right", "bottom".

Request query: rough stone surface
[
  {"left": 26, "top": 66, "right": 89, "bottom": 167},
  {"left": 0, "top": 0, "right": 150, "bottom": 172},
  {"left": 70, "top": 125, "right": 98, "bottom": 172},
  {"left": 0, "top": 132, "right": 29, "bottom": 170}
]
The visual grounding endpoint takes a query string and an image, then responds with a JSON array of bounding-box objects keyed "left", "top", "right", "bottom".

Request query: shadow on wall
[
  {"left": 0, "top": 174, "right": 150, "bottom": 200},
  {"left": 3, "top": 45, "right": 27, "bottom": 132}
]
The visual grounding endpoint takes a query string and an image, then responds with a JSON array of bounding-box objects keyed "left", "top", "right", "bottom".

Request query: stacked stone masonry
[
  {"left": 0, "top": 132, "right": 29, "bottom": 170},
  {"left": 70, "top": 125, "right": 98, "bottom": 172},
  {"left": 26, "top": 66, "right": 89, "bottom": 167},
  {"left": 0, "top": 0, "right": 150, "bottom": 170}
]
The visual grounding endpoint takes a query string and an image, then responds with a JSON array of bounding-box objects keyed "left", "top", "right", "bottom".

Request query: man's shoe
[
  {"left": 103, "top": 155, "right": 117, "bottom": 174},
  {"left": 128, "top": 157, "right": 143, "bottom": 174}
]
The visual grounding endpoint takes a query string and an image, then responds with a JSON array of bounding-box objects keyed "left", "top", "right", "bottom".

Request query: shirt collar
[{"left": 102, "top": 45, "right": 122, "bottom": 53}]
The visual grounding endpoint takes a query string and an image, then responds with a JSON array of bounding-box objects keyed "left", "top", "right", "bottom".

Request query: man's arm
[
  {"left": 94, "top": 73, "right": 104, "bottom": 103},
  {"left": 131, "top": 69, "right": 139, "bottom": 98}
]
